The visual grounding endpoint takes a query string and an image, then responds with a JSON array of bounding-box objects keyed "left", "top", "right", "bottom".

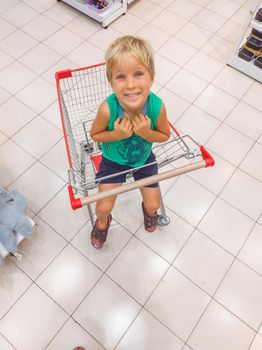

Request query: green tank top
[{"left": 101, "top": 92, "right": 162, "bottom": 167}]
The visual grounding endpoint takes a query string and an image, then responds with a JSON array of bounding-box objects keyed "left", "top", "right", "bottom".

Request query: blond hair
[{"left": 105, "top": 35, "right": 155, "bottom": 83}]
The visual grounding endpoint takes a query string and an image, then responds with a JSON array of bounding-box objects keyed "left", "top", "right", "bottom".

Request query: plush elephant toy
[{"left": 0, "top": 187, "right": 33, "bottom": 265}]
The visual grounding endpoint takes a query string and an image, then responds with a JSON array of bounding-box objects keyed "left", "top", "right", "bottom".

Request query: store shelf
[
  {"left": 228, "top": 0, "right": 262, "bottom": 82},
  {"left": 58, "top": 0, "right": 127, "bottom": 27}
]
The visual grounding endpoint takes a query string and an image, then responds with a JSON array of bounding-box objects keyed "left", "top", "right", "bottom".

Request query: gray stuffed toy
[{"left": 0, "top": 187, "right": 33, "bottom": 265}]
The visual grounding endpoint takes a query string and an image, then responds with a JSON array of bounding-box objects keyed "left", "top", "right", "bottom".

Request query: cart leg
[
  {"left": 158, "top": 185, "right": 170, "bottom": 226},
  {"left": 87, "top": 203, "right": 95, "bottom": 227}
]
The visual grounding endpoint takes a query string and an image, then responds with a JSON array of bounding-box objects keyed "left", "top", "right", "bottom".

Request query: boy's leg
[
  {"left": 140, "top": 186, "right": 161, "bottom": 232},
  {"left": 91, "top": 183, "right": 120, "bottom": 249},
  {"left": 95, "top": 183, "right": 120, "bottom": 228}
]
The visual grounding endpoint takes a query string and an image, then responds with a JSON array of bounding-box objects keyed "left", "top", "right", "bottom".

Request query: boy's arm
[
  {"left": 132, "top": 103, "right": 170, "bottom": 142},
  {"left": 90, "top": 101, "right": 133, "bottom": 142}
]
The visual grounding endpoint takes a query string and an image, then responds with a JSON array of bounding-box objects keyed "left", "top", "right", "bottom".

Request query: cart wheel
[{"left": 157, "top": 215, "right": 170, "bottom": 226}]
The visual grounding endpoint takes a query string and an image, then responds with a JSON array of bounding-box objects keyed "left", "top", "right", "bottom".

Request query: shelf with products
[
  {"left": 57, "top": 0, "right": 134, "bottom": 27},
  {"left": 228, "top": 0, "right": 262, "bottom": 82}
]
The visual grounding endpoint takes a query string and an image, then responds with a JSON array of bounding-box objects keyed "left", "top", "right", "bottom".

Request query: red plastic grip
[
  {"left": 68, "top": 185, "right": 82, "bottom": 210},
  {"left": 200, "top": 146, "right": 215, "bottom": 167},
  {"left": 55, "top": 69, "right": 72, "bottom": 81}
]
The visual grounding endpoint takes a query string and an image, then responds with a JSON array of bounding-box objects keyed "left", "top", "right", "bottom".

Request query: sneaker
[
  {"left": 142, "top": 202, "right": 158, "bottom": 232},
  {"left": 91, "top": 214, "right": 112, "bottom": 249}
]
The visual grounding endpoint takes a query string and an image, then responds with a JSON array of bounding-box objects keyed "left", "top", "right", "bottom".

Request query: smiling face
[{"left": 110, "top": 55, "right": 153, "bottom": 116}]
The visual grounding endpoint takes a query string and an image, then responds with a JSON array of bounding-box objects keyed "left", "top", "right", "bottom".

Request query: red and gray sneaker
[
  {"left": 142, "top": 202, "right": 158, "bottom": 233},
  {"left": 91, "top": 214, "right": 112, "bottom": 249}
]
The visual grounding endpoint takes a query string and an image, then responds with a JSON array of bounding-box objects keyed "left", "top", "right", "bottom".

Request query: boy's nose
[{"left": 126, "top": 76, "right": 135, "bottom": 88}]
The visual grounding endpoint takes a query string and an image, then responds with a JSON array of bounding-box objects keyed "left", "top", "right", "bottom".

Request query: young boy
[{"left": 90, "top": 35, "right": 170, "bottom": 249}]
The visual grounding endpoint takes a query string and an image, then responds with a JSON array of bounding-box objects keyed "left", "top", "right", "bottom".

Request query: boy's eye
[
  {"left": 116, "top": 74, "right": 125, "bottom": 80},
  {"left": 134, "top": 71, "right": 144, "bottom": 77}
]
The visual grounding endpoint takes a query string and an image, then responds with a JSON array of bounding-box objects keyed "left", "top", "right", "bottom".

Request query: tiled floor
[{"left": 0, "top": 0, "right": 262, "bottom": 349}]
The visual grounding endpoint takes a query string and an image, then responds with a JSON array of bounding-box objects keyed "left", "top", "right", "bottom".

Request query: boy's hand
[
  {"left": 114, "top": 117, "right": 133, "bottom": 139},
  {"left": 132, "top": 114, "right": 152, "bottom": 138}
]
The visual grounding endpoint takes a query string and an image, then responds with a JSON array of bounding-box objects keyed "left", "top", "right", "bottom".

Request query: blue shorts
[{"left": 96, "top": 152, "right": 159, "bottom": 188}]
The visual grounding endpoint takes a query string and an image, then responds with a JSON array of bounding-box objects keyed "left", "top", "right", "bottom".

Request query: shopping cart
[{"left": 56, "top": 63, "right": 214, "bottom": 227}]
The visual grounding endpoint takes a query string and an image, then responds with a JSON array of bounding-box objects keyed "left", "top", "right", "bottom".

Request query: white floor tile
[
  {"left": 217, "top": 20, "right": 244, "bottom": 44},
  {"left": 0, "top": 335, "right": 15, "bottom": 350},
  {"left": 192, "top": 8, "right": 227, "bottom": 32},
  {"left": 238, "top": 224, "right": 262, "bottom": 276},
  {"left": 207, "top": 0, "right": 240, "bottom": 18},
  {"left": 0, "top": 131, "right": 8, "bottom": 146},
  {"left": 41, "top": 101, "right": 63, "bottom": 130},
  {"left": 242, "top": 82, "right": 262, "bottom": 112},
  {"left": 158, "top": 37, "right": 197, "bottom": 67},
  {"left": 194, "top": 85, "right": 238, "bottom": 122},
  {"left": 215, "top": 260, "right": 262, "bottom": 330},
  {"left": 150, "top": 0, "right": 174, "bottom": 7},
  {"left": 0, "top": 50, "right": 14, "bottom": 71},
  {"left": 168, "top": 0, "right": 202, "bottom": 20},
  {"left": 164, "top": 175, "right": 216, "bottom": 226},
  {"left": 1, "top": 2, "right": 39, "bottom": 27},
  {"left": 116, "top": 309, "right": 184, "bottom": 350},
  {"left": 175, "top": 105, "right": 220, "bottom": 144},
  {"left": 66, "top": 14, "right": 101, "bottom": 39},
  {"left": 136, "top": 207, "right": 194, "bottom": 263},
  {"left": 175, "top": 22, "right": 212, "bottom": 49},
  {"left": 44, "top": 2, "right": 80, "bottom": 25},
  {"left": 12, "top": 115, "right": 62, "bottom": 158},
  {"left": 201, "top": 35, "right": 235, "bottom": 64},
  {"left": 153, "top": 9, "right": 187, "bottom": 35},
  {"left": 145, "top": 266, "right": 210, "bottom": 340},
  {"left": 0, "top": 259, "right": 31, "bottom": 319},
  {"left": 0, "top": 61, "right": 37, "bottom": 95},
  {"left": 88, "top": 27, "right": 122, "bottom": 51},
  {"left": 0, "top": 17, "right": 17, "bottom": 38},
  {"left": 67, "top": 41, "right": 104, "bottom": 67},
  {"left": 136, "top": 23, "right": 171, "bottom": 51},
  {"left": 174, "top": 230, "right": 234, "bottom": 294},
  {"left": 184, "top": 51, "right": 224, "bottom": 82},
  {"left": 23, "top": 0, "right": 57, "bottom": 13},
  {"left": 0, "top": 87, "right": 11, "bottom": 105},
  {"left": 71, "top": 220, "right": 132, "bottom": 271},
  {"left": 157, "top": 88, "right": 190, "bottom": 123},
  {"left": 231, "top": 6, "right": 250, "bottom": 25},
  {"left": 220, "top": 169, "right": 262, "bottom": 221},
  {"left": 36, "top": 244, "right": 102, "bottom": 313},
  {"left": 9, "top": 161, "right": 65, "bottom": 213},
  {"left": 107, "top": 237, "right": 169, "bottom": 304},
  {"left": 188, "top": 300, "right": 255, "bottom": 350},
  {"left": 0, "top": 29, "right": 37, "bottom": 59},
  {"left": 38, "top": 186, "right": 90, "bottom": 241},
  {"left": 206, "top": 123, "right": 253, "bottom": 166},
  {"left": 9, "top": 216, "right": 67, "bottom": 279},
  {"left": 21, "top": 14, "right": 61, "bottom": 41},
  {"left": 188, "top": 153, "right": 235, "bottom": 195},
  {"left": 44, "top": 27, "right": 84, "bottom": 56},
  {"left": 250, "top": 334, "right": 262, "bottom": 350},
  {"left": 198, "top": 197, "right": 254, "bottom": 255},
  {"left": 16, "top": 76, "right": 57, "bottom": 114},
  {"left": 46, "top": 317, "right": 104, "bottom": 350},
  {"left": 240, "top": 143, "right": 262, "bottom": 181},
  {"left": 40, "top": 138, "right": 68, "bottom": 181},
  {"left": 0, "top": 284, "right": 68, "bottom": 350},
  {"left": 0, "top": 139, "right": 35, "bottom": 187},
  {"left": 212, "top": 66, "right": 253, "bottom": 99},
  {"left": 18, "top": 43, "right": 61, "bottom": 75},
  {"left": 166, "top": 69, "right": 208, "bottom": 103},
  {"left": 128, "top": 0, "right": 163, "bottom": 22},
  {"left": 154, "top": 54, "right": 180, "bottom": 87},
  {"left": 73, "top": 275, "right": 141, "bottom": 350},
  {"left": 0, "top": 97, "right": 36, "bottom": 137},
  {"left": 225, "top": 102, "right": 262, "bottom": 140}
]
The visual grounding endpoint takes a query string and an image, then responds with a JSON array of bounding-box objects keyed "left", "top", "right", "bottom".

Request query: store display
[
  {"left": 57, "top": 0, "right": 135, "bottom": 27},
  {"left": 228, "top": 1, "right": 262, "bottom": 80}
]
